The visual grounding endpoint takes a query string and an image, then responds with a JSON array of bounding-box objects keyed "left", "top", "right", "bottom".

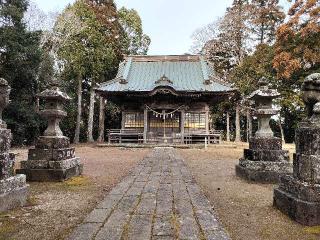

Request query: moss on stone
[
  {"left": 64, "top": 176, "right": 90, "bottom": 187},
  {"left": 304, "top": 226, "right": 320, "bottom": 235}
]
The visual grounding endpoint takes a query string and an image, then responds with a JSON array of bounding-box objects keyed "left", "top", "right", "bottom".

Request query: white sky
[{"left": 32, "top": 0, "right": 291, "bottom": 55}]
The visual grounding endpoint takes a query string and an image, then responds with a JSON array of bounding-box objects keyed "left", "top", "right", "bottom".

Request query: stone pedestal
[
  {"left": 0, "top": 78, "right": 28, "bottom": 212},
  {"left": 274, "top": 73, "right": 320, "bottom": 226},
  {"left": 274, "top": 121, "right": 320, "bottom": 225},
  {"left": 235, "top": 77, "right": 292, "bottom": 183},
  {"left": 236, "top": 137, "right": 291, "bottom": 183},
  {"left": 17, "top": 82, "right": 83, "bottom": 182},
  {"left": 0, "top": 174, "right": 28, "bottom": 212},
  {"left": 17, "top": 136, "right": 82, "bottom": 181}
]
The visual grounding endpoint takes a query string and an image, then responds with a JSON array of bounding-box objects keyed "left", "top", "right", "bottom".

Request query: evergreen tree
[
  {"left": 118, "top": 7, "right": 151, "bottom": 55},
  {"left": 249, "top": 0, "right": 285, "bottom": 44},
  {"left": 52, "top": 0, "right": 123, "bottom": 143},
  {"left": 0, "top": 0, "right": 43, "bottom": 145}
]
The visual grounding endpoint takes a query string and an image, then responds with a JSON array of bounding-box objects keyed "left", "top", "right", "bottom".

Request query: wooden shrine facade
[{"left": 96, "top": 55, "right": 236, "bottom": 144}]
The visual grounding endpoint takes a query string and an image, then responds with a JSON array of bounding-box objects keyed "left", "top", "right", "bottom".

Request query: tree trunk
[
  {"left": 87, "top": 81, "right": 95, "bottom": 143},
  {"left": 246, "top": 109, "right": 252, "bottom": 142},
  {"left": 226, "top": 111, "right": 230, "bottom": 142},
  {"left": 249, "top": 113, "right": 253, "bottom": 139},
  {"left": 35, "top": 97, "right": 40, "bottom": 113},
  {"left": 279, "top": 116, "right": 285, "bottom": 144},
  {"left": 235, "top": 105, "right": 241, "bottom": 142},
  {"left": 74, "top": 75, "right": 82, "bottom": 144},
  {"left": 97, "top": 96, "right": 106, "bottom": 143}
]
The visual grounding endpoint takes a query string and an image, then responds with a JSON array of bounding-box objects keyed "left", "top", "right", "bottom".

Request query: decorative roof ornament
[
  {"left": 119, "top": 78, "right": 128, "bottom": 84},
  {"left": 203, "top": 79, "right": 213, "bottom": 85},
  {"left": 155, "top": 74, "right": 173, "bottom": 85}
]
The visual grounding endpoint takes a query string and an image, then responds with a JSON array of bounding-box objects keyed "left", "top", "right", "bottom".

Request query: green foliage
[
  {"left": 0, "top": 0, "right": 44, "bottom": 145},
  {"left": 55, "top": 0, "right": 116, "bottom": 82},
  {"left": 228, "top": 43, "right": 305, "bottom": 143},
  {"left": 118, "top": 7, "right": 151, "bottom": 55},
  {"left": 231, "top": 44, "right": 275, "bottom": 95}
]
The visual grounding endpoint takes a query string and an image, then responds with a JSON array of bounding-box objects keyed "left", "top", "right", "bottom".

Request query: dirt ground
[
  {"left": 179, "top": 143, "right": 320, "bottom": 240},
  {"left": 1, "top": 143, "right": 319, "bottom": 240},
  {"left": 0, "top": 146, "right": 150, "bottom": 240}
]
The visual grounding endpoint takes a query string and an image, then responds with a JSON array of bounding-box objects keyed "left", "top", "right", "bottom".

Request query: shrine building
[{"left": 96, "top": 55, "right": 236, "bottom": 144}]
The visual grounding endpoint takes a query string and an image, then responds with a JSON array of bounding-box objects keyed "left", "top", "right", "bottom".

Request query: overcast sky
[{"left": 32, "top": 0, "right": 290, "bottom": 55}]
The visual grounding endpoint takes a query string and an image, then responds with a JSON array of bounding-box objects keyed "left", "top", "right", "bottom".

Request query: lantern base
[
  {"left": 17, "top": 136, "right": 83, "bottom": 182},
  {"left": 274, "top": 180, "right": 320, "bottom": 226},
  {"left": 17, "top": 163, "right": 83, "bottom": 182},
  {"left": 236, "top": 159, "right": 292, "bottom": 183}
]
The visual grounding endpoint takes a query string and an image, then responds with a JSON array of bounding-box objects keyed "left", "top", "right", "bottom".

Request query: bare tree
[
  {"left": 190, "top": 22, "right": 218, "bottom": 54},
  {"left": 24, "top": 1, "right": 59, "bottom": 31}
]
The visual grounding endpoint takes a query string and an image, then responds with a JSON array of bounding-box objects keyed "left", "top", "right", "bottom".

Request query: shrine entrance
[
  {"left": 147, "top": 106, "right": 182, "bottom": 143},
  {"left": 148, "top": 110, "right": 181, "bottom": 143}
]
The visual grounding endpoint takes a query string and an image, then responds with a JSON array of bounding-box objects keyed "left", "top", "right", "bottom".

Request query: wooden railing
[
  {"left": 107, "top": 129, "right": 223, "bottom": 144},
  {"left": 108, "top": 129, "right": 143, "bottom": 144},
  {"left": 184, "top": 129, "right": 223, "bottom": 144}
]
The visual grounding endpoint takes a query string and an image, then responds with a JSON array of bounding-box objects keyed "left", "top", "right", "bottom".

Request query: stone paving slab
[{"left": 67, "top": 147, "right": 230, "bottom": 240}]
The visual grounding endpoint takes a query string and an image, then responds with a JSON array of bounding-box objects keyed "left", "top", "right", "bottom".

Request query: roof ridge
[{"left": 124, "top": 55, "right": 201, "bottom": 62}]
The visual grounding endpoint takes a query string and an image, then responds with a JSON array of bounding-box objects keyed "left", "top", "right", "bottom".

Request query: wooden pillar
[
  {"left": 205, "top": 111, "right": 210, "bottom": 134},
  {"left": 235, "top": 105, "right": 241, "bottom": 142},
  {"left": 226, "top": 111, "right": 230, "bottom": 142},
  {"left": 121, "top": 111, "right": 126, "bottom": 130},
  {"left": 181, "top": 109, "right": 185, "bottom": 144},
  {"left": 97, "top": 96, "right": 106, "bottom": 143},
  {"left": 143, "top": 107, "right": 148, "bottom": 143}
]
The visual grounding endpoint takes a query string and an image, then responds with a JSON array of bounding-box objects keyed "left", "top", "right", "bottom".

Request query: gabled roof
[{"left": 97, "top": 55, "right": 234, "bottom": 94}]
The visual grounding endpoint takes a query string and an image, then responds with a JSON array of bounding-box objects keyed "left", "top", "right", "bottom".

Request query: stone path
[{"left": 68, "top": 147, "right": 230, "bottom": 240}]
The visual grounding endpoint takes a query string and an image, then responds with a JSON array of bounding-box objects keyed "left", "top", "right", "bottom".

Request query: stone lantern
[
  {"left": 251, "top": 77, "right": 280, "bottom": 138},
  {"left": 17, "top": 80, "right": 83, "bottom": 181},
  {"left": 235, "top": 77, "right": 292, "bottom": 183},
  {"left": 0, "top": 78, "right": 28, "bottom": 212},
  {"left": 38, "top": 83, "right": 70, "bottom": 137},
  {"left": 274, "top": 73, "right": 320, "bottom": 226}
]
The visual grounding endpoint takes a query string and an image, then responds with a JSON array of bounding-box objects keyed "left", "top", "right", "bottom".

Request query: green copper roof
[{"left": 98, "top": 55, "right": 233, "bottom": 93}]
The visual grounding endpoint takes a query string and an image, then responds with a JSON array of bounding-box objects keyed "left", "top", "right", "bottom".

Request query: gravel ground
[
  {"left": 179, "top": 143, "right": 319, "bottom": 240},
  {"left": 0, "top": 146, "right": 150, "bottom": 240}
]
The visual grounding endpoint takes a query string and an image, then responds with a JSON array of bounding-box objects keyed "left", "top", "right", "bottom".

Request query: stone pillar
[
  {"left": 181, "top": 109, "right": 185, "bottom": 144},
  {"left": 274, "top": 73, "right": 320, "bottom": 226},
  {"left": 97, "top": 96, "right": 106, "bottom": 143},
  {"left": 235, "top": 77, "right": 292, "bottom": 183},
  {"left": 0, "top": 78, "right": 28, "bottom": 212},
  {"left": 17, "top": 80, "right": 83, "bottom": 181},
  {"left": 143, "top": 107, "right": 148, "bottom": 143}
]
